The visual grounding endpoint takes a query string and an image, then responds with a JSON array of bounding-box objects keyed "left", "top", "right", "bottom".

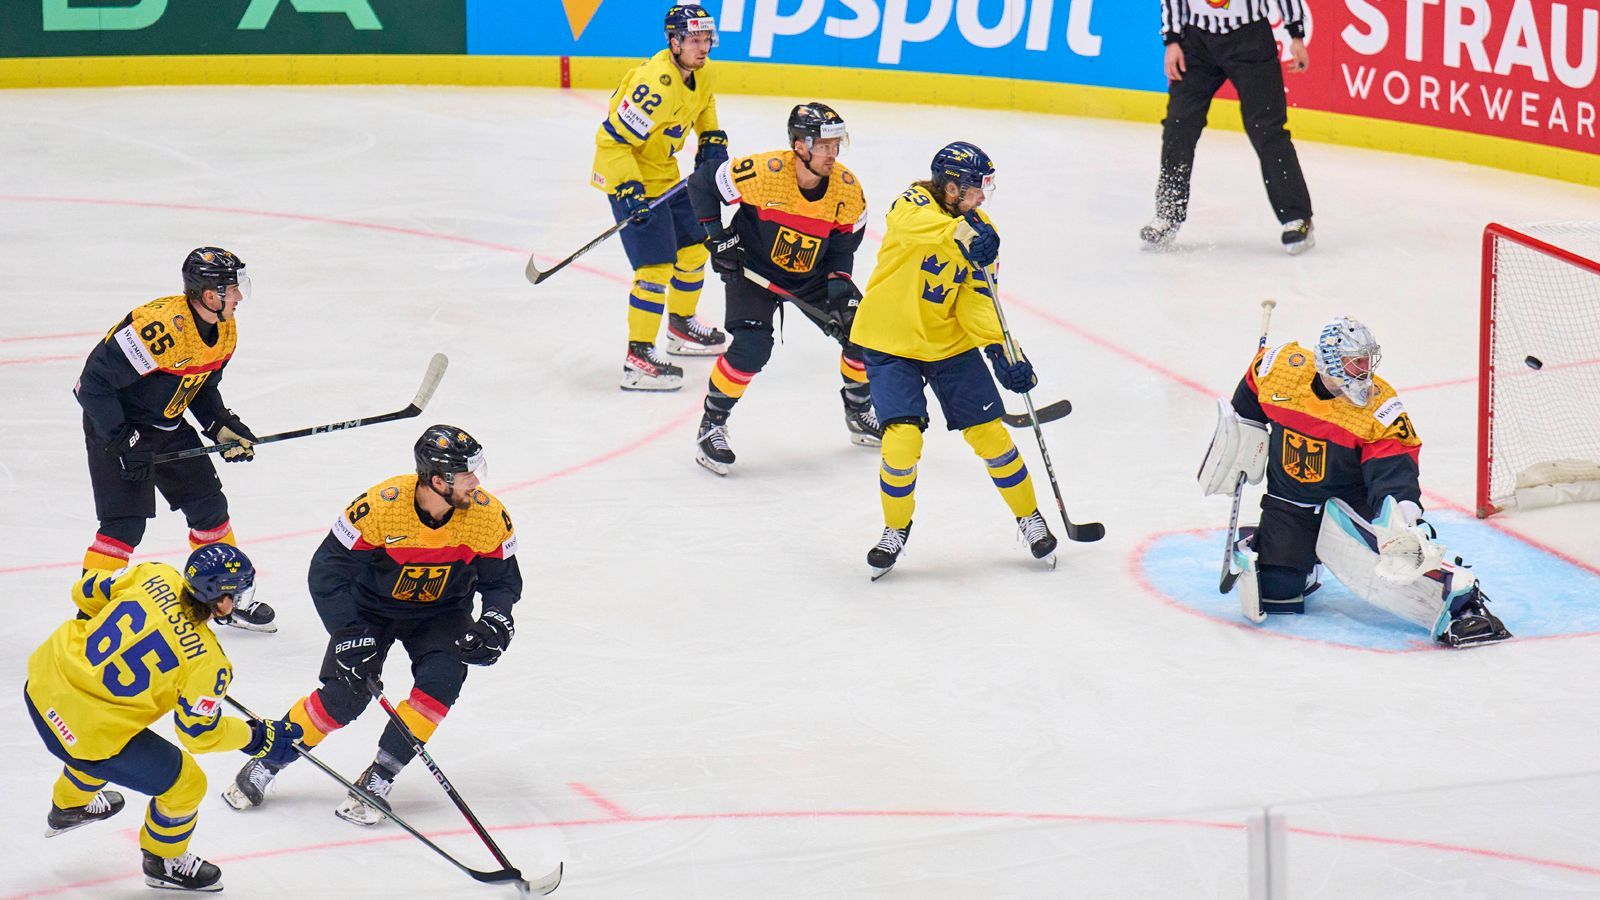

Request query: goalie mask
[{"left": 1315, "top": 317, "right": 1382, "bottom": 407}]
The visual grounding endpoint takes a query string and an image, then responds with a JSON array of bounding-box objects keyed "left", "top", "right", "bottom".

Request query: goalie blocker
[{"left": 1231, "top": 497, "right": 1511, "bottom": 648}]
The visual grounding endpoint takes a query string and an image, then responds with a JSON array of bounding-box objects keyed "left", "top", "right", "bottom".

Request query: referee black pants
[{"left": 1156, "top": 20, "right": 1312, "bottom": 226}]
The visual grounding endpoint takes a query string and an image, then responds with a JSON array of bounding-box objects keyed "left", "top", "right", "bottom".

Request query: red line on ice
[{"left": 566, "top": 782, "right": 632, "bottom": 820}]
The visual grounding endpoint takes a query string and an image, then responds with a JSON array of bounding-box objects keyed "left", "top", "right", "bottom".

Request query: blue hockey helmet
[
  {"left": 930, "top": 141, "right": 996, "bottom": 195},
  {"left": 184, "top": 543, "right": 256, "bottom": 609},
  {"left": 664, "top": 4, "right": 717, "bottom": 47},
  {"left": 182, "top": 247, "right": 248, "bottom": 301}
]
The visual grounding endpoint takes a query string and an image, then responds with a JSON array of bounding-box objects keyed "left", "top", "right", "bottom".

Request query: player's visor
[
  {"left": 232, "top": 268, "right": 251, "bottom": 302},
  {"left": 683, "top": 16, "right": 718, "bottom": 47}
]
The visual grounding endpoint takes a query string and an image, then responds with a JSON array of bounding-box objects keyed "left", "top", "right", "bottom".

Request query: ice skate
[
  {"left": 621, "top": 341, "right": 684, "bottom": 391},
  {"left": 843, "top": 397, "right": 883, "bottom": 447},
  {"left": 1139, "top": 217, "right": 1180, "bottom": 248},
  {"left": 665, "top": 313, "right": 727, "bottom": 357},
  {"left": 1437, "top": 586, "right": 1512, "bottom": 649},
  {"left": 1281, "top": 219, "right": 1315, "bottom": 255},
  {"left": 45, "top": 789, "right": 124, "bottom": 837},
  {"left": 142, "top": 850, "right": 222, "bottom": 892},
  {"left": 334, "top": 762, "right": 396, "bottom": 827},
  {"left": 216, "top": 593, "right": 276, "bottom": 633},
  {"left": 695, "top": 412, "right": 735, "bottom": 476},
  {"left": 1016, "top": 510, "right": 1058, "bottom": 569},
  {"left": 868, "top": 522, "right": 912, "bottom": 581},
  {"left": 221, "top": 758, "right": 282, "bottom": 811}
]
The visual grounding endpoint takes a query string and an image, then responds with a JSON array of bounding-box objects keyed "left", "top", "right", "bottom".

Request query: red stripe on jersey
[
  {"left": 1244, "top": 350, "right": 1265, "bottom": 392},
  {"left": 159, "top": 355, "right": 231, "bottom": 376},
  {"left": 753, "top": 206, "right": 840, "bottom": 238},
  {"left": 385, "top": 545, "right": 504, "bottom": 564},
  {"left": 1261, "top": 404, "right": 1365, "bottom": 449},
  {"left": 351, "top": 537, "right": 377, "bottom": 551},
  {"left": 407, "top": 688, "right": 450, "bottom": 724},
  {"left": 1362, "top": 437, "right": 1422, "bottom": 464}
]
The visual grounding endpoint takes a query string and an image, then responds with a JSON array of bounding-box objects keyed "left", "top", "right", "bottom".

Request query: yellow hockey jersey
[
  {"left": 26, "top": 564, "right": 251, "bottom": 761},
  {"left": 849, "top": 184, "right": 1005, "bottom": 362},
  {"left": 591, "top": 49, "right": 720, "bottom": 196}
]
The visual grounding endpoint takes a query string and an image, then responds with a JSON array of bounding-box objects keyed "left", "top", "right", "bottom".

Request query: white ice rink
[{"left": 3, "top": 85, "right": 1600, "bottom": 899}]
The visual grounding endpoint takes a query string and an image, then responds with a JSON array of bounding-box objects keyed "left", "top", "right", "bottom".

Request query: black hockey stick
[
  {"left": 153, "top": 353, "right": 449, "bottom": 464},
  {"left": 1219, "top": 299, "right": 1277, "bottom": 595},
  {"left": 741, "top": 269, "right": 1074, "bottom": 431},
  {"left": 223, "top": 696, "right": 560, "bottom": 894},
  {"left": 364, "top": 678, "right": 562, "bottom": 896},
  {"left": 526, "top": 180, "right": 687, "bottom": 285},
  {"left": 983, "top": 265, "right": 1104, "bottom": 543}
]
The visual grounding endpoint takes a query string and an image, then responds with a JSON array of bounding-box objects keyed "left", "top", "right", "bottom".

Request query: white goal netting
[{"left": 1480, "top": 223, "right": 1600, "bottom": 516}]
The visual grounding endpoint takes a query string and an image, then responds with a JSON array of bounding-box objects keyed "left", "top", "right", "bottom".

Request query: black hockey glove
[
  {"left": 613, "top": 180, "right": 651, "bottom": 225},
  {"left": 821, "top": 272, "right": 862, "bottom": 341},
  {"left": 332, "top": 625, "right": 384, "bottom": 691},
  {"left": 706, "top": 228, "right": 744, "bottom": 280},
  {"left": 695, "top": 130, "right": 729, "bottom": 170},
  {"left": 456, "top": 607, "right": 514, "bottom": 666},
  {"left": 243, "top": 717, "right": 304, "bottom": 767},
  {"left": 105, "top": 424, "right": 154, "bottom": 482},
  {"left": 202, "top": 408, "right": 257, "bottom": 462},
  {"left": 985, "top": 344, "right": 1036, "bottom": 394},
  {"left": 957, "top": 211, "right": 1000, "bottom": 268}
]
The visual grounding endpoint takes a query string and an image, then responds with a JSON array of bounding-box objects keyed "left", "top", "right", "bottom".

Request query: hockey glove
[
  {"left": 707, "top": 228, "right": 744, "bottom": 280},
  {"left": 695, "top": 130, "right": 730, "bottom": 170},
  {"left": 332, "top": 625, "right": 384, "bottom": 691},
  {"left": 985, "top": 344, "right": 1036, "bottom": 394},
  {"left": 242, "top": 717, "right": 304, "bottom": 767},
  {"left": 105, "top": 424, "right": 154, "bottom": 482},
  {"left": 456, "top": 608, "right": 514, "bottom": 666},
  {"left": 613, "top": 180, "right": 651, "bottom": 226},
  {"left": 957, "top": 212, "right": 1000, "bottom": 268},
  {"left": 821, "top": 273, "right": 863, "bottom": 341},
  {"left": 202, "top": 408, "right": 257, "bottom": 462}
]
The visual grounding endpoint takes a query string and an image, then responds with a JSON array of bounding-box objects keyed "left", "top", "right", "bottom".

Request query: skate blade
[
  {"left": 145, "top": 877, "right": 223, "bottom": 892},
  {"left": 1037, "top": 553, "right": 1058, "bottom": 570},
  {"left": 1285, "top": 235, "right": 1316, "bottom": 256},
  {"left": 220, "top": 785, "right": 254, "bottom": 811},
  {"left": 694, "top": 453, "right": 729, "bottom": 476},
  {"left": 870, "top": 563, "right": 897, "bottom": 581},
  {"left": 665, "top": 341, "right": 726, "bottom": 357},
  {"left": 44, "top": 821, "right": 91, "bottom": 838},
  {"left": 620, "top": 374, "right": 684, "bottom": 392},
  {"left": 334, "top": 801, "right": 384, "bottom": 827},
  {"left": 849, "top": 433, "right": 882, "bottom": 448},
  {"left": 220, "top": 617, "right": 278, "bottom": 634}
]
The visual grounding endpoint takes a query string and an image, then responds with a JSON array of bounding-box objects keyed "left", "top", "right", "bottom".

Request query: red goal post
[{"left": 1478, "top": 223, "right": 1600, "bottom": 518}]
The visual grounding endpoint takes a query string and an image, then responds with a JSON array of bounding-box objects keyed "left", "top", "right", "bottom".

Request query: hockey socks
[
  {"left": 878, "top": 423, "right": 922, "bottom": 529},
  {"left": 963, "top": 421, "right": 1039, "bottom": 518}
]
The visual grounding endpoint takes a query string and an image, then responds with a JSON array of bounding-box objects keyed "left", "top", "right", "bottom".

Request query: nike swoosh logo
[
  {"left": 1272, "top": 394, "right": 1292, "bottom": 402},
  {"left": 385, "top": 535, "right": 407, "bottom": 544},
  {"left": 982, "top": 402, "right": 995, "bottom": 411},
  {"left": 173, "top": 357, "right": 193, "bottom": 368},
  {"left": 765, "top": 201, "right": 785, "bottom": 207}
]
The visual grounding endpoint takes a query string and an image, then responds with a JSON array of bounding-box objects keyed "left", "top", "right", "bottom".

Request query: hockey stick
[
  {"left": 526, "top": 180, "right": 688, "bottom": 285},
  {"left": 363, "top": 678, "right": 561, "bottom": 896},
  {"left": 742, "top": 269, "right": 1073, "bottom": 430},
  {"left": 982, "top": 265, "right": 1105, "bottom": 543},
  {"left": 223, "top": 696, "right": 560, "bottom": 894},
  {"left": 1218, "top": 298, "right": 1277, "bottom": 595},
  {"left": 153, "top": 353, "right": 448, "bottom": 464}
]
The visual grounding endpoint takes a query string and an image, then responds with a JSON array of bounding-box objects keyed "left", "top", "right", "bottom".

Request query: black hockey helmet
[
  {"left": 184, "top": 543, "right": 255, "bottom": 609},
  {"left": 787, "top": 102, "right": 847, "bottom": 152},
  {"left": 182, "top": 247, "right": 247, "bottom": 301},
  {"left": 415, "top": 424, "right": 486, "bottom": 485}
]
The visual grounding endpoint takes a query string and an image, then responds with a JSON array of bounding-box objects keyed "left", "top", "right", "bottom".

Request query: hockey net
[{"left": 1478, "top": 223, "right": 1600, "bottom": 517}]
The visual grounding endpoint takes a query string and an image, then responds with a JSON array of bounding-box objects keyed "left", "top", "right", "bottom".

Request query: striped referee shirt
[{"left": 1161, "top": 0, "right": 1306, "bottom": 44}]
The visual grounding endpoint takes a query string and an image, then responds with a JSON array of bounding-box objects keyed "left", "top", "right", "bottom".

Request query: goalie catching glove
[{"left": 1198, "top": 399, "right": 1267, "bottom": 495}]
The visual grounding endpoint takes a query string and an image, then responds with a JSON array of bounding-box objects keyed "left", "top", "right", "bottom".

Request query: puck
[{"left": 1525, "top": 355, "right": 1544, "bottom": 370}]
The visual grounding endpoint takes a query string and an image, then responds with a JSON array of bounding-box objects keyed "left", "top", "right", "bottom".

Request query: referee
[{"left": 1141, "top": 0, "right": 1315, "bottom": 254}]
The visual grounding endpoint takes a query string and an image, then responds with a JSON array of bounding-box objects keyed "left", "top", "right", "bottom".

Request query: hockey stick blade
[
  {"left": 153, "top": 353, "right": 449, "bottom": 464},
  {"left": 1065, "top": 520, "right": 1106, "bottom": 543},
  {"left": 1000, "top": 399, "right": 1071, "bottom": 428}
]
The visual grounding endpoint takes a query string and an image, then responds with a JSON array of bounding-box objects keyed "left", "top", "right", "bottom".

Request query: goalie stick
[
  {"left": 525, "top": 180, "right": 687, "bottom": 285},
  {"left": 224, "top": 696, "right": 562, "bottom": 895},
  {"left": 740, "top": 269, "right": 1073, "bottom": 430},
  {"left": 364, "top": 678, "right": 561, "bottom": 897},
  {"left": 1219, "top": 299, "right": 1277, "bottom": 595},
  {"left": 153, "top": 353, "right": 448, "bottom": 464}
]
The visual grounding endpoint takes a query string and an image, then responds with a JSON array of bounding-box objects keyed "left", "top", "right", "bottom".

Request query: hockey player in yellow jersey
[
  {"left": 850, "top": 143, "right": 1057, "bottom": 578},
  {"left": 686, "top": 102, "right": 875, "bottom": 474},
  {"left": 24, "top": 545, "right": 302, "bottom": 891},
  {"left": 592, "top": 4, "right": 730, "bottom": 390},
  {"left": 1199, "top": 317, "right": 1510, "bottom": 646},
  {"left": 74, "top": 247, "right": 275, "bottom": 633},
  {"left": 224, "top": 425, "right": 523, "bottom": 825}
]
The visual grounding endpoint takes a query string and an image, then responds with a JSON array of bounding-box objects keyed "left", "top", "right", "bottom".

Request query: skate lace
[
  {"left": 169, "top": 853, "right": 204, "bottom": 878},
  {"left": 858, "top": 405, "right": 880, "bottom": 430},
  {"left": 700, "top": 422, "right": 731, "bottom": 452},
  {"left": 1019, "top": 512, "right": 1049, "bottom": 544},
  {"left": 86, "top": 792, "right": 113, "bottom": 814},
  {"left": 362, "top": 770, "right": 395, "bottom": 800},
  {"left": 245, "top": 761, "right": 277, "bottom": 792},
  {"left": 679, "top": 316, "right": 719, "bottom": 342},
  {"left": 874, "top": 527, "right": 905, "bottom": 553}
]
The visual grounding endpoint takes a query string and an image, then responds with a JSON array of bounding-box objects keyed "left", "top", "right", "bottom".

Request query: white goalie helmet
[{"left": 1315, "top": 317, "right": 1382, "bottom": 407}]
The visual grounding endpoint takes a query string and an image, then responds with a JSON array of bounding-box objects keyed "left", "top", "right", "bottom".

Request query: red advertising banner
[{"left": 1247, "top": 0, "right": 1599, "bottom": 156}]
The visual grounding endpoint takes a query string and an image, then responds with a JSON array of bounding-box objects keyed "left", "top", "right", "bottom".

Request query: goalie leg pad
[
  {"left": 1233, "top": 527, "right": 1266, "bottom": 624},
  {"left": 1198, "top": 399, "right": 1269, "bottom": 496},
  {"left": 1317, "top": 499, "right": 1462, "bottom": 633}
]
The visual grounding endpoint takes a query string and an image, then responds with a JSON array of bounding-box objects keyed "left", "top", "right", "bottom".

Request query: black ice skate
[
  {"left": 665, "top": 313, "right": 727, "bottom": 357},
  {"left": 334, "top": 762, "right": 397, "bottom": 827},
  {"left": 695, "top": 412, "right": 735, "bottom": 476},
  {"left": 842, "top": 395, "right": 883, "bottom": 447},
  {"left": 221, "top": 758, "right": 283, "bottom": 810},
  {"left": 1139, "top": 217, "right": 1181, "bottom": 248},
  {"left": 1437, "top": 586, "right": 1512, "bottom": 649},
  {"left": 216, "top": 594, "right": 276, "bottom": 633},
  {"left": 1017, "top": 510, "right": 1058, "bottom": 569},
  {"left": 622, "top": 341, "right": 685, "bottom": 391},
  {"left": 45, "top": 789, "right": 124, "bottom": 837},
  {"left": 1281, "top": 219, "right": 1315, "bottom": 256},
  {"left": 142, "top": 849, "right": 222, "bottom": 892},
  {"left": 868, "top": 522, "right": 912, "bottom": 581}
]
